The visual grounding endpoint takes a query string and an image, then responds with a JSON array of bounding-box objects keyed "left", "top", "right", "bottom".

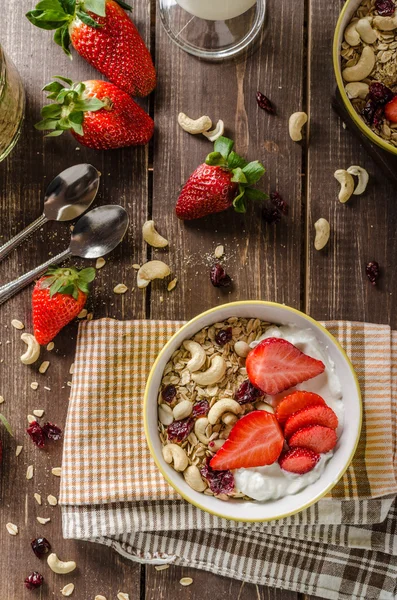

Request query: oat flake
[
  {"left": 37, "top": 517, "right": 50, "bottom": 524},
  {"left": 34, "top": 493, "right": 42, "bottom": 505},
  {"left": 6, "top": 522, "right": 18, "bottom": 535},
  {"left": 26, "top": 465, "right": 34, "bottom": 480},
  {"left": 52, "top": 467, "right": 62, "bottom": 477},
  {"left": 180, "top": 577, "right": 193, "bottom": 586},
  {"left": 15, "top": 445, "right": 23, "bottom": 457},
  {"left": 60, "top": 583, "right": 75, "bottom": 597},
  {"left": 47, "top": 494, "right": 58, "bottom": 506},
  {"left": 11, "top": 319, "right": 24, "bottom": 330}
]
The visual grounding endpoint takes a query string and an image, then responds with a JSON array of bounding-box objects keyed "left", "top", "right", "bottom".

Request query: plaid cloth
[{"left": 60, "top": 319, "right": 397, "bottom": 600}]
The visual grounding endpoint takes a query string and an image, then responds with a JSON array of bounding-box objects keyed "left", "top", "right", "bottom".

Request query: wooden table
[{"left": 1, "top": 0, "right": 396, "bottom": 598}]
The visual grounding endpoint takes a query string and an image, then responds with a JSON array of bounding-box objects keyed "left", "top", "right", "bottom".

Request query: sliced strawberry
[
  {"left": 246, "top": 338, "right": 325, "bottom": 395},
  {"left": 385, "top": 96, "right": 397, "bottom": 124},
  {"left": 289, "top": 425, "right": 337, "bottom": 454},
  {"left": 279, "top": 447, "right": 320, "bottom": 474},
  {"left": 284, "top": 405, "right": 338, "bottom": 439},
  {"left": 209, "top": 411, "right": 284, "bottom": 471},
  {"left": 275, "top": 391, "right": 326, "bottom": 425}
]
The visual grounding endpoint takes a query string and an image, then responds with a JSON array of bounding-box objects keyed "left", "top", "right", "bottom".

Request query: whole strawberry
[
  {"left": 175, "top": 137, "right": 267, "bottom": 220},
  {"left": 26, "top": 0, "right": 156, "bottom": 97},
  {"left": 32, "top": 266, "right": 95, "bottom": 346},
  {"left": 35, "top": 77, "right": 154, "bottom": 150}
]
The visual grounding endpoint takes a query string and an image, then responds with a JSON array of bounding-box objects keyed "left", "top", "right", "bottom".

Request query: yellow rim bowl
[
  {"left": 333, "top": 0, "right": 397, "bottom": 156},
  {"left": 144, "top": 301, "right": 362, "bottom": 523}
]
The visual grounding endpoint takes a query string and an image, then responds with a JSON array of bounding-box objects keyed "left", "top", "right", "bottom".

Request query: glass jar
[{"left": 0, "top": 45, "right": 25, "bottom": 162}]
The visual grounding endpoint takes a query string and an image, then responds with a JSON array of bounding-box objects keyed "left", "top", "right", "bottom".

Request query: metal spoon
[
  {"left": 0, "top": 205, "right": 129, "bottom": 305},
  {"left": 0, "top": 164, "right": 100, "bottom": 262}
]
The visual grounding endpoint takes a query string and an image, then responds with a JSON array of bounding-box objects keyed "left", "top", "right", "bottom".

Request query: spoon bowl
[
  {"left": 43, "top": 163, "right": 100, "bottom": 221},
  {"left": 70, "top": 205, "right": 130, "bottom": 259}
]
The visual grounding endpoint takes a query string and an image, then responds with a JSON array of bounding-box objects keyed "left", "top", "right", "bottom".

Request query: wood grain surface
[{"left": 0, "top": 0, "right": 391, "bottom": 598}]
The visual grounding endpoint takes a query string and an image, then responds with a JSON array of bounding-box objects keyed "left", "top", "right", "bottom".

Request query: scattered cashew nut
[
  {"left": 173, "top": 400, "right": 193, "bottom": 421},
  {"left": 289, "top": 112, "right": 308, "bottom": 142},
  {"left": 356, "top": 18, "right": 377, "bottom": 44},
  {"left": 142, "top": 220, "right": 169, "bottom": 248},
  {"left": 345, "top": 81, "right": 369, "bottom": 100},
  {"left": 183, "top": 340, "right": 206, "bottom": 372},
  {"left": 334, "top": 169, "right": 355, "bottom": 203},
  {"left": 20, "top": 333, "right": 41, "bottom": 365},
  {"left": 347, "top": 165, "right": 369, "bottom": 195},
  {"left": 202, "top": 120, "right": 225, "bottom": 142},
  {"left": 183, "top": 465, "right": 207, "bottom": 492},
  {"left": 47, "top": 553, "right": 76, "bottom": 575},
  {"left": 162, "top": 444, "right": 188, "bottom": 472},
  {"left": 344, "top": 19, "right": 361, "bottom": 46},
  {"left": 373, "top": 15, "right": 397, "bottom": 31},
  {"left": 194, "top": 418, "right": 210, "bottom": 445},
  {"left": 137, "top": 260, "right": 171, "bottom": 288},
  {"left": 314, "top": 218, "right": 330, "bottom": 251},
  {"left": 191, "top": 355, "right": 226, "bottom": 386},
  {"left": 342, "top": 46, "right": 375, "bottom": 82},
  {"left": 178, "top": 112, "right": 212, "bottom": 135},
  {"left": 208, "top": 398, "right": 242, "bottom": 425},
  {"left": 158, "top": 404, "right": 174, "bottom": 426}
]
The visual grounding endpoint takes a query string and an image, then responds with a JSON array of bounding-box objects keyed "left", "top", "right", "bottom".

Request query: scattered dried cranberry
[
  {"left": 26, "top": 421, "right": 45, "bottom": 448},
  {"left": 210, "top": 264, "right": 232, "bottom": 288},
  {"left": 368, "top": 82, "right": 394, "bottom": 106},
  {"left": 376, "top": 0, "right": 395, "bottom": 16},
  {"left": 200, "top": 459, "right": 235, "bottom": 495},
  {"left": 234, "top": 379, "right": 264, "bottom": 404},
  {"left": 215, "top": 327, "right": 233, "bottom": 346},
  {"left": 24, "top": 572, "right": 44, "bottom": 590},
  {"left": 363, "top": 99, "right": 377, "bottom": 124},
  {"left": 256, "top": 91, "right": 276, "bottom": 114},
  {"left": 366, "top": 261, "right": 380, "bottom": 285},
  {"left": 161, "top": 384, "right": 177, "bottom": 404},
  {"left": 262, "top": 206, "right": 281, "bottom": 224},
  {"left": 31, "top": 537, "right": 51, "bottom": 558},
  {"left": 270, "top": 191, "right": 289, "bottom": 216},
  {"left": 167, "top": 417, "right": 194, "bottom": 443},
  {"left": 42, "top": 422, "right": 62, "bottom": 441},
  {"left": 192, "top": 400, "right": 210, "bottom": 418}
]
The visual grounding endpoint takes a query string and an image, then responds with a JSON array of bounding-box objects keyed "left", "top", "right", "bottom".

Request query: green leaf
[
  {"left": 214, "top": 136, "right": 234, "bottom": 160},
  {"left": 68, "top": 111, "right": 84, "bottom": 124},
  {"left": 205, "top": 151, "right": 227, "bottom": 167},
  {"left": 26, "top": 10, "right": 67, "bottom": 29},
  {"left": 244, "top": 188, "right": 269, "bottom": 202},
  {"left": 76, "top": 9, "right": 102, "bottom": 27},
  {"left": 84, "top": 0, "right": 106, "bottom": 16},
  {"left": 242, "top": 160, "right": 266, "bottom": 185},
  {"left": 115, "top": 0, "right": 132, "bottom": 10},
  {"left": 0, "top": 414, "right": 13, "bottom": 437},
  {"left": 53, "top": 75, "right": 74, "bottom": 84},
  {"left": 49, "top": 277, "right": 65, "bottom": 296},
  {"left": 30, "top": 9, "right": 70, "bottom": 21},
  {"left": 35, "top": 118, "right": 59, "bottom": 130},
  {"left": 78, "top": 267, "right": 96, "bottom": 283},
  {"left": 35, "top": 0, "right": 65, "bottom": 11},
  {"left": 232, "top": 185, "right": 247, "bottom": 213},
  {"left": 70, "top": 121, "right": 84, "bottom": 135},
  {"left": 45, "top": 129, "right": 64, "bottom": 137},
  {"left": 41, "top": 103, "right": 62, "bottom": 118},
  {"left": 227, "top": 151, "right": 247, "bottom": 170},
  {"left": 60, "top": 0, "right": 76, "bottom": 14},
  {"left": 73, "top": 98, "right": 105, "bottom": 112},
  {"left": 54, "top": 24, "right": 71, "bottom": 54},
  {"left": 230, "top": 167, "right": 247, "bottom": 184},
  {"left": 43, "top": 81, "right": 64, "bottom": 94}
]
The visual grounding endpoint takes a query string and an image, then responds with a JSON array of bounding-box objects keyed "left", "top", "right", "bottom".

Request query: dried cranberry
[
  {"left": 210, "top": 264, "right": 232, "bottom": 288},
  {"left": 270, "top": 191, "right": 289, "bottom": 215},
  {"left": 234, "top": 379, "right": 264, "bottom": 404},
  {"left": 161, "top": 384, "right": 177, "bottom": 404},
  {"left": 200, "top": 459, "right": 235, "bottom": 495},
  {"left": 262, "top": 206, "right": 281, "bottom": 224},
  {"left": 192, "top": 400, "right": 210, "bottom": 418},
  {"left": 31, "top": 537, "right": 51, "bottom": 558},
  {"left": 256, "top": 91, "right": 276, "bottom": 114},
  {"left": 373, "top": 106, "right": 384, "bottom": 129},
  {"left": 24, "top": 572, "right": 44, "bottom": 590},
  {"left": 26, "top": 421, "right": 45, "bottom": 448},
  {"left": 363, "top": 99, "right": 377, "bottom": 124},
  {"left": 167, "top": 418, "right": 194, "bottom": 443},
  {"left": 42, "top": 422, "right": 62, "bottom": 441},
  {"left": 215, "top": 327, "right": 233, "bottom": 346},
  {"left": 366, "top": 261, "right": 380, "bottom": 285},
  {"left": 368, "top": 82, "right": 394, "bottom": 106},
  {"left": 376, "top": 0, "right": 395, "bottom": 16}
]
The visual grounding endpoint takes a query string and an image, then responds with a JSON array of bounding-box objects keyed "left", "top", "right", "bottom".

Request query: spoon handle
[
  {"left": 0, "top": 249, "right": 72, "bottom": 306},
  {"left": 0, "top": 214, "right": 48, "bottom": 262}
]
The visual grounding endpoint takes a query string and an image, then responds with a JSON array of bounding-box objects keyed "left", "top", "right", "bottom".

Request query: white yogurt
[
  {"left": 233, "top": 325, "right": 344, "bottom": 502},
  {"left": 176, "top": 0, "right": 256, "bottom": 21}
]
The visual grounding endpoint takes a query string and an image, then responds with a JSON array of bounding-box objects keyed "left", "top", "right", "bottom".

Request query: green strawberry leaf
[
  {"left": 30, "top": 9, "right": 70, "bottom": 22},
  {"left": 227, "top": 151, "right": 247, "bottom": 170},
  {"left": 78, "top": 267, "right": 96, "bottom": 283},
  {"left": 70, "top": 122, "right": 84, "bottom": 135},
  {"left": 53, "top": 75, "right": 74, "bottom": 85},
  {"left": 205, "top": 151, "right": 227, "bottom": 167},
  {"left": 68, "top": 111, "right": 84, "bottom": 124},
  {"left": 242, "top": 160, "right": 266, "bottom": 185},
  {"left": 244, "top": 188, "right": 269, "bottom": 202},
  {"left": 76, "top": 9, "right": 102, "bottom": 27},
  {"left": 35, "top": 118, "right": 59, "bottom": 130},
  {"left": 83, "top": 0, "right": 106, "bottom": 16},
  {"left": 49, "top": 277, "right": 65, "bottom": 297},
  {"left": 53, "top": 24, "right": 72, "bottom": 56},
  {"left": 59, "top": 0, "right": 76, "bottom": 14},
  {"left": 35, "top": 0, "right": 65, "bottom": 11},
  {"left": 41, "top": 103, "right": 62, "bottom": 118},
  {"left": 43, "top": 81, "right": 65, "bottom": 95},
  {"left": 230, "top": 167, "right": 247, "bottom": 184},
  {"left": 45, "top": 129, "right": 64, "bottom": 137},
  {"left": 214, "top": 136, "right": 234, "bottom": 160},
  {"left": 73, "top": 98, "right": 105, "bottom": 112},
  {"left": 0, "top": 414, "right": 13, "bottom": 437},
  {"left": 115, "top": 0, "right": 132, "bottom": 10},
  {"left": 233, "top": 185, "right": 247, "bottom": 213},
  {"left": 26, "top": 10, "right": 68, "bottom": 29}
]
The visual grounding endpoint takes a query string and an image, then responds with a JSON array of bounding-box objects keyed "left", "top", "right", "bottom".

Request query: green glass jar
[{"left": 0, "top": 45, "right": 25, "bottom": 162}]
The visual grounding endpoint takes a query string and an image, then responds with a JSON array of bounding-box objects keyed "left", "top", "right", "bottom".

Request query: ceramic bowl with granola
[
  {"left": 334, "top": 0, "right": 397, "bottom": 154},
  {"left": 144, "top": 302, "right": 362, "bottom": 522}
]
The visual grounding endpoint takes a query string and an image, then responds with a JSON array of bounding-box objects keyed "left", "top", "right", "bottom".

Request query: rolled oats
[{"left": 6, "top": 522, "right": 18, "bottom": 535}]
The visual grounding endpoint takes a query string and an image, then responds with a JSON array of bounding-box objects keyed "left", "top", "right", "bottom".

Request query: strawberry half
[
  {"left": 35, "top": 77, "right": 154, "bottom": 150},
  {"left": 279, "top": 447, "right": 320, "bottom": 474},
  {"left": 246, "top": 338, "right": 326, "bottom": 396},
  {"left": 175, "top": 136, "right": 267, "bottom": 220},
  {"left": 275, "top": 391, "right": 326, "bottom": 425},
  {"left": 288, "top": 425, "right": 337, "bottom": 454},
  {"left": 284, "top": 405, "right": 338, "bottom": 439},
  {"left": 209, "top": 410, "right": 284, "bottom": 471},
  {"left": 385, "top": 96, "right": 397, "bottom": 123}
]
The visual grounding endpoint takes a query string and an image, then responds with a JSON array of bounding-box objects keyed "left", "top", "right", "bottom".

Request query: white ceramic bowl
[{"left": 144, "top": 301, "right": 362, "bottom": 522}]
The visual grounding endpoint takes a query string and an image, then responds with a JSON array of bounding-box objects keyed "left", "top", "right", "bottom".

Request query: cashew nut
[
  {"left": 158, "top": 403, "right": 174, "bottom": 426},
  {"left": 222, "top": 412, "right": 238, "bottom": 426},
  {"left": 288, "top": 112, "right": 308, "bottom": 142},
  {"left": 344, "top": 20, "right": 361, "bottom": 46},
  {"left": 173, "top": 400, "right": 193, "bottom": 421},
  {"left": 255, "top": 401, "right": 275, "bottom": 413},
  {"left": 208, "top": 438, "right": 225, "bottom": 452},
  {"left": 20, "top": 333, "right": 41, "bottom": 365},
  {"left": 194, "top": 418, "right": 210, "bottom": 445},
  {"left": 47, "top": 553, "right": 76, "bottom": 575},
  {"left": 234, "top": 341, "right": 250, "bottom": 358},
  {"left": 356, "top": 18, "right": 377, "bottom": 44},
  {"left": 347, "top": 165, "right": 369, "bottom": 195},
  {"left": 345, "top": 81, "right": 369, "bottom": 100},
  {"left": 137, "top": 261, "right": 171, "bottom": 288},
  {"left": 314, "top": 218, "right": 330, "bottom": 251},
  {"left": 142, "top": 220, "right": 169, "bottom": 248},
  {"left": 342, "top": 46, "right": 375, "bottom": 82},
  {"left": 334, "top": 169, "right": 355, "bottom": 203},
  {"left": 162, "top": 444, "right": 188, "bottom": 471},
  {"left": 191, "top": 355, "right": 226, "bottom": 386},
  {"left": 202, "top": 120, "right": 225, "bottom": 142},
  {"left": 178, "top": 112, "right": 212, "bottom": 135},
  {"left": 183, "top": 465, "right": 207, "bottom": 492},
  {"left": 208, "top": 398, "right": 242, "bottom": 425},
  {"left": 183, "top": 340, "right": 206, "bottom": 373},
  {"left": 373, "top": 15, "right": 397, "bottom": 31}
]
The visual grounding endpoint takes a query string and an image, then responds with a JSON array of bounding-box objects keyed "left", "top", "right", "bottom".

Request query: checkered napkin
[{"left": 60, "top": 319, "right": 397, "bottom": 600}]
